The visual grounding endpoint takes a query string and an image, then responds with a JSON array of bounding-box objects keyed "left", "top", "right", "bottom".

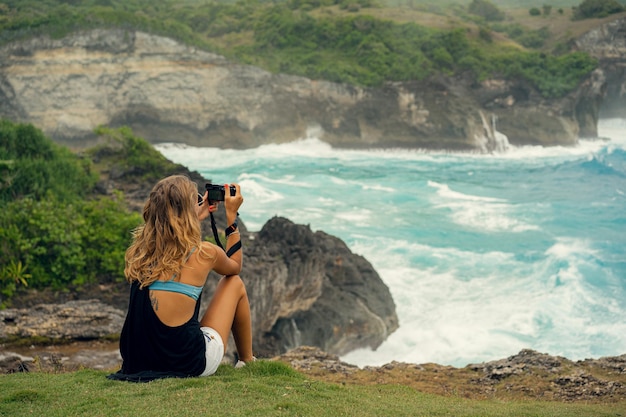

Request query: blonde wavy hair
[{"left": 125, "top": 175, "right": 202, "bottom": 288}]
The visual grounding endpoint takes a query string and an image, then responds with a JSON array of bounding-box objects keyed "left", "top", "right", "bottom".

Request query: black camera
[{"left": 205, "top": 183, "right": 236, "bottom": 202}]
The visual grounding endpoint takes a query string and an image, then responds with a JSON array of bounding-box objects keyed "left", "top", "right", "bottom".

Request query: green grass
[{"left": 0, "top": 361, "right": 623, "bottom": 417}]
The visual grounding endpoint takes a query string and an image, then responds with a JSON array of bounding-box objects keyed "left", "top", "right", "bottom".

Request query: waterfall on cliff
[{"left": 478, "top": 111, "right": 511, "bottom": 153}]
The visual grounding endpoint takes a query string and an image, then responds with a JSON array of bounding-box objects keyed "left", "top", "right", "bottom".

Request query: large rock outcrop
[
  {"left": 0, "top": 28, "right": 608, "bottom": 151},
  {"left": 574, "top": 16, "right": 626, "bottom": 120},
  {"left": 208, "top": 216, "right": 399, "bottom": 357}
]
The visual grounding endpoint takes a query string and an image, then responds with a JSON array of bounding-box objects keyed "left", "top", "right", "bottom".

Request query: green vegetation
[
  {"left": 491, "top": 22, "right": 551, "bottom": 48},
  {"left": 0, "top": 120, "right": 153, "bottom": 305},
  {"left": 467, "top": 0, "right": 505, "bottom": 21},
  {"left": 1, "top": 361, "right": 623, "bottom": 417},
  {"left": 90, "top": 125, "right": 181, "bottom": 181},
  {"left": 0, "top": 120, "right": 96, "bottom": 203},
  {"left": 0, "top": 0, "right": 604, "bottom": 98},
  {"left": 573, "top": 0, "right": 625, "bottom": 19}
]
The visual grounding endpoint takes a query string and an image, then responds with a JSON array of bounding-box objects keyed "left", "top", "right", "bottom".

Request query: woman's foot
[{"left": 234, "top": 356, "right": 257, "bottom": 368}]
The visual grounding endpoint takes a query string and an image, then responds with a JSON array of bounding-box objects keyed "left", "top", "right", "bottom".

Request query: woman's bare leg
[{"left": 200, "top": 275, "right": 254, "bottom": 362}]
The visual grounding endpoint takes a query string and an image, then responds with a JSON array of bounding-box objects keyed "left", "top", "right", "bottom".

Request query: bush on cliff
[
  {"left": 0, "top": 120, "right": 96, "bottom": 203},
  {"left": 0, "top": 120, "right": 141, "bottom": 304},
  {"left": 467, "top": 0, "right": 506, "bottom": 22},
  {"left": 573, "top": 0, "right": 625, "bottom": 19},
  {"left": 90, "top": 125, "right": 181, "bottom": 181}
]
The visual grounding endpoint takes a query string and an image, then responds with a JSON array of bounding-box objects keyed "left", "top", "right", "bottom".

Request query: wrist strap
[
  {"left": 211, "top": 213, "right": 242, "bottom": 257},
  {"left": 226, "top": 240, "right": 242, "bottom": 258},
  {"left": 225, "top": 221, "right": 238, "bottom": 237}
]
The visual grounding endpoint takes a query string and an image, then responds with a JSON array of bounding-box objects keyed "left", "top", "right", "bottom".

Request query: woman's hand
[
  {"left": 196, "top": 191, "right": 218, "bottom": 221},
  {"left": 224, "top": 183, "right": 243, "bottom": 225}
]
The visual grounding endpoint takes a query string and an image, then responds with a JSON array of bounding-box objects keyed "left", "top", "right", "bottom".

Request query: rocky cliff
[
  {"left": 0, "top": 28, "right": 614, "bottom": 151},
  {"left": 575, "top": 16, "right": 626, "bottom": 121}
]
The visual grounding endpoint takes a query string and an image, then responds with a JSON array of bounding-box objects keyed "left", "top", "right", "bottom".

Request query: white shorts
[{"left": 199, "top": 326, "right": 224, "bottom": 376}]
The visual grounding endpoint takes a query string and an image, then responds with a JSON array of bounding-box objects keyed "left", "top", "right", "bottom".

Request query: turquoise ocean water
[{"left": 156, "top": 118, "right": 626, "bottom": 367}]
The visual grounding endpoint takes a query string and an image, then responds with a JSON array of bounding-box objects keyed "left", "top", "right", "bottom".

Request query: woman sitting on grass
[{"left": 109, "top": 175, "right": 254, "bottom": 382}]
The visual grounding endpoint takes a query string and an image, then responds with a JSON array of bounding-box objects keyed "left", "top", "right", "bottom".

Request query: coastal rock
[
  {"left": 0, "top": 300, "right": 124, "bottom": 341},
  {"left": 575, "top": 16, "right": 626, "bottom": 121},
  {"left": 0, "top": 28, "right": 609, "bottom": 151},
  {"left": 205, "top": 217, "right": 399, "bottom": 357},
  {"left": 273, "top": 347, "right": 626, "bottom": 403},
  {"left": 0, "top": 341, "right": 122, "bottom": 373},
  {"left": 272, "top": 345, "right": 358, "bottom": 375},
  {"left": 469, "top": 348, "right": 564, "bottom": 381}
]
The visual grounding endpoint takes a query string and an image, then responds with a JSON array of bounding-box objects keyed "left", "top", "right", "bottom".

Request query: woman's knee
[{"left": 221, "top": 274, "right": 247, "bottom": 296}]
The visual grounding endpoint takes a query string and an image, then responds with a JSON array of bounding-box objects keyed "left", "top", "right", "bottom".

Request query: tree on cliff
[
  {"left": 468, "top": 0, "right": 506, "bottom": 22},
  {"left": 573, "top": 0, "right": 625, "bottom": 19}
]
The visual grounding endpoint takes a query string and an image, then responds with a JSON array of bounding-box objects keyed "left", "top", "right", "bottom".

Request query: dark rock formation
[
  {"left": 469, "top": 348, "right": 565, "bottom": 381},
  {"left": 575, "top": 16, "right": 626, "bottom": 122},
  {"left": 206, "top": 217, "right": 399, "bottom": 357},
  {"left": 0, "top": 28, "right": 612, "bottom": 151}
]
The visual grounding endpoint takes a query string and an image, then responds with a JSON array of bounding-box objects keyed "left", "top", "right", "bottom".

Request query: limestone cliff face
[
  {"left": 575, "top": 16, "right": 626, "bottom": 120},
  {"left": 0, "top": 28, "right": 609, "bottom": 151}
]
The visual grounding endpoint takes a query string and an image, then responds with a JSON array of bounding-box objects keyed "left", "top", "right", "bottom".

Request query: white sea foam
[
  {"left": 236, "top": 177, "right": 285, "bottom": 203},
  {"left": 343, "top": 235, "right": 626, "bottom": 367},
  {"left": 252, "top": 137, "right": 335, "bottom": 158},
  {"left": 238, "top": 173, "right": 313, "bottom": 188},
  {"left": 427, "top": 181, "right": 539, "bottom": 233},
  {"left": 428, "top": 181, "right": 503, "bottom": 202},
  {"left": 157, "top": 118, "right": 626, "bottom": 173}
]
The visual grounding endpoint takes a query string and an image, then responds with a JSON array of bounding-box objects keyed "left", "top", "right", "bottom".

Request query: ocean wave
[
  {"left": 156, "top": 125, "right": 624, "bottom": 174},
  {"left": 427, "top": 181, "right": 539, "bottom": 233},
  {"left": 343, "top": 235, "right": 626, "bottom": 367}
]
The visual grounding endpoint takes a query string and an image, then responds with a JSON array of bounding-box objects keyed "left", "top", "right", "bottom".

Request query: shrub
[
  {"left": 573, "top": 0, "right": 624, "bottom": 19},
  {"left": 91, "top": 126, "right": 181, "bottom": 180},
  {"left": 0, "top": 119, "right": 97, "bottom": 203},
  {"left": 468, "top": 0, "right": 506, "bottom": 22},
  {"left": 529, "top": 7, "right": 541, "bottom": 16}
]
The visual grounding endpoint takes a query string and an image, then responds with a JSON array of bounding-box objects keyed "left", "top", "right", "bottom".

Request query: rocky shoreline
[
  {"left": 278, "top": 347, "right": 626, "bottom": 403},
  {"left": 1, "top": 342, "right": 624, "bottom": 403}
]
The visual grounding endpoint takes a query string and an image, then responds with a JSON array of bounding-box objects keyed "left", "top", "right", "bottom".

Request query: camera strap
[{"left": 209, "top": 212, "right": 224, "bottom": 251}]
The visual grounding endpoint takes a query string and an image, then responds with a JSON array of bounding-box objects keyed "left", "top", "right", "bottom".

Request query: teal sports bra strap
[
  {"left": 148, "top": 280, "right": 203, "bottom": 301},
  {"left": 148, "top": 248, "right": 202, "bottom": 300}
]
